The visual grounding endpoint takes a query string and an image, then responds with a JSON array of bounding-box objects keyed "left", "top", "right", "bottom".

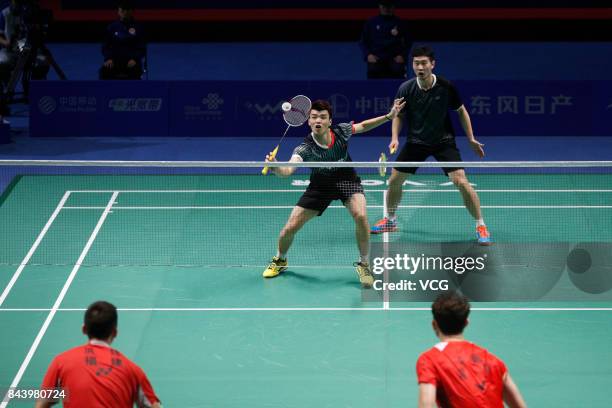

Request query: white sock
[
  {"left": 276, "top": 251, "right": 286, "bottom": 260},
  {"left": 476, "top": 218, "right": 485, "bottom": 227},
  {"left": 388, "top": 215, "right": 397, "bottom": 222},
  {"left": 359, "top": 254, "right": 369, "bottom": 265}
]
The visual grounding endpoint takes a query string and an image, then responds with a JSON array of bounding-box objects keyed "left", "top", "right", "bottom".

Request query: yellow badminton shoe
[
  {"left": 354, "top": 262, "right": 374, "bottom": 288},
  {"left": 262, "top": 256, "right": 288, "bottom": 278}
]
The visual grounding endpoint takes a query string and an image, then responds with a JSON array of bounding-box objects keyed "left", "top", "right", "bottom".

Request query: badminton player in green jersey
[{"left": 263, "top": 98, "right": 405, "bottom": 288}]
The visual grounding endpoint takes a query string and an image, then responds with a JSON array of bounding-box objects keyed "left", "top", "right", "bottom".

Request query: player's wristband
[{"left": 384, "top": 114, "right": 392, "bottom": 121}]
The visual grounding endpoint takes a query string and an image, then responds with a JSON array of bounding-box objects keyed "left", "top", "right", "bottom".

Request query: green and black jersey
[{"left": 292, "top": 123, "right": 359, "bottom": 185}]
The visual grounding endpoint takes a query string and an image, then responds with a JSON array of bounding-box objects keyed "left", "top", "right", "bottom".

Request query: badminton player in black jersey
[
  {"left": 371, "top": 45, "right": 491, "bottom": 245},
  {"left": 263, "top": 98, "right": 405, "bottom": 288}
]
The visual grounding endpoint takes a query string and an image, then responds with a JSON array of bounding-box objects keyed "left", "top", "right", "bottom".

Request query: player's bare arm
[
  {"left": 388, "top": 114, "right": 404, "bottom": 154},
  {"left": 456, "top": 105, "right": 485, "bottom": 158},
  {"left": 503, "top": 373, "right": 528, "bottom": 408},
  {"left": 267, "top": 153, "right": 302, "bottom": 177},
  {"left": 417, "top": 383, "right": 437, "bottom": 408},
  {"left": 353, "top": 98, "right": 405, "bottom": 134}
]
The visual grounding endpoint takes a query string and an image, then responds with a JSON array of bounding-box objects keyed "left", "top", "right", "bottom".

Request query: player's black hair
[
  {"left": 431, "top": 291, "right": 470, "bottom": 335},
  {"left": 412, "top": 45, "right": 435, "bottom": 62},
  {"left": 84, "top": 301, "right": 118, "bottom": 340},
  {"left": 310, "top": 100, "right": 333, "bottom": 119}
]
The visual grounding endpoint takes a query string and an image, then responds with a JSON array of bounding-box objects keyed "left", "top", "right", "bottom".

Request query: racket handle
[
  {"left": 390, "top": 147, "right": 397, "bottom": 154},
  {"left": 262, "top": 146, "right": 280, "bottom": 175},
  {"left": 378, "top": 152, "right": 387, "bottom": 177}
]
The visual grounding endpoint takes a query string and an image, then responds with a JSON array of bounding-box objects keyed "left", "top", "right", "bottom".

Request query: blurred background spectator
[
  {"left": 99, "top": 1, "right": 145, "bottom": 80},
  {"left": 359, "top": 0, "right": 411, "bottom": 79},
  {"left": 0, "top": 0, "right": 53, "bottom": 119},
  {"left": 0, "top": 0, "right": 17, "bottom": 79}
]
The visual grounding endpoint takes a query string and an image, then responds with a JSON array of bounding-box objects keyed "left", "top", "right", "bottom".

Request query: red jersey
[
  {"left": 41, "top": 341, "right": 160, "bottom": 408},
  {"left": 416, "top": 341, "right": 507, "bottom": 408}
]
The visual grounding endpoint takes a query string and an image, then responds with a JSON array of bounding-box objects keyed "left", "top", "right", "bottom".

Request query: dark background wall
[{"left": 38, "top": 0, "right": 612, "bottom": 42}]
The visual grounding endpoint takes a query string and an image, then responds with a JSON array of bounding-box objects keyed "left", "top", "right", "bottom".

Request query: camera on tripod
[{"left": 1, "top": 0, "right": 66, "bottom": 106}]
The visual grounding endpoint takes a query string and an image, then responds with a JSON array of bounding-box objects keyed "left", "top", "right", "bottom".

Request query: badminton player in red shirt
[
  {"left": 416, "top": 292, "right": 526, "bottom": 408},
  {"left": 36, "top": 301, "right": 161, "bottom": 408}
]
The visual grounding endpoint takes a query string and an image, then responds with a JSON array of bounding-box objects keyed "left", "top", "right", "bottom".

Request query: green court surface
[{"left": 1, "top": 173, "right": 612, "bottom": 407}]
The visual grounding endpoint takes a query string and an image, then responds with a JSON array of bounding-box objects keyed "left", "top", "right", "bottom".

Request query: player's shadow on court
[{"left": 283, "top": 270, "right": 361, "bottom": 288}]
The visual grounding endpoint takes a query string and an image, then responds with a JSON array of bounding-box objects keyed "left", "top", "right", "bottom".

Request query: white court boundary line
[
  {"left": 0, "top": 192, "right": 119, "bottom": 408},
  {"left": 68, "top": 189, "right": 612, "bottom": 193},
  {"left": 61, "top": 205, "right": 612, "bottom": 210},
  {"left": 0, "top": 307, "right": 610, "bottom": 312},
  {"left": 1, "top": 159, "right": 610, "bottom": 167},
  {"left": 382, "top": 189, "right": 390, "bottom": 310},
  {"left": 0, "top": 191, "right": 72, "bottom": 307}
]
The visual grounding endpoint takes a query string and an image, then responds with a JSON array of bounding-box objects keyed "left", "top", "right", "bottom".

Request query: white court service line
[
  {"left": 0, "top": 191, "right": 71, "bottom": 307},
  {"left": 67, "top": 189, "right": 612, "bottom": 193},
  {"left": 60, "top": 205, "right": 612, "bottom": 210},
  {"left": 382, "top": 189, "right": 390, "bottom": 310},
  {"left": 0, "top": 192, "right": 118, "bottom": 408},
  {"left": 0, "top": 307, "right": 610, "bottom": 312}
]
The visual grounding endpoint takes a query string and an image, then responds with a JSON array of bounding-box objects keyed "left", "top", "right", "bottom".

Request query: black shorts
[
  {"left": 394, "top": 142, "right": 464, "bottom": 175},
  {"left": 297, "top": 178, "right": 364, "bottom": 216}
]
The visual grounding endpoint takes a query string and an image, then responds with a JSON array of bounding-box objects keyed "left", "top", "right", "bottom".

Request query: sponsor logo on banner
[
  {"left": 47, "top": 96, "right": 97, "bottom": 113},
  {"left": 30, "top": 80, "right": 612, "bottom": 137},
  {"left": 38, "top": 96, "right": 57, "bottom": 115},
  {"left": 184, "top": 93, "right": 223, "bottom": 121},
  {"left": 202, "top": 93, "right": 223, "bottom": 110},
  {"left": 245, "top": 100, "right": 283, "bottom": 120},
  {"left": 469, "top": 94, "right": 573, "bottom": 115},
  {"left": 108, "top": 98, "right": 162, "bottom": 112},
  {"left": 355, "top": 96, "right": 393, "bottom": 115}
]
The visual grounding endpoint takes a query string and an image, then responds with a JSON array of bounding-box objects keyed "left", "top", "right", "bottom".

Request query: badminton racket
[{"left": 262, "top": 94, "right": 312, "bottom": 175}]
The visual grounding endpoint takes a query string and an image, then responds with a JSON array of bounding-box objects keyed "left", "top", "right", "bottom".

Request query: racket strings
[
  {"left": 284, "top": 95, "right": 312, "bottom": 127},
  {"left": 379, "top": 153, "right": 388, "bottom": 177},
  {"left": 262, "top": 95, "right": 311, "bottom": 175}
]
